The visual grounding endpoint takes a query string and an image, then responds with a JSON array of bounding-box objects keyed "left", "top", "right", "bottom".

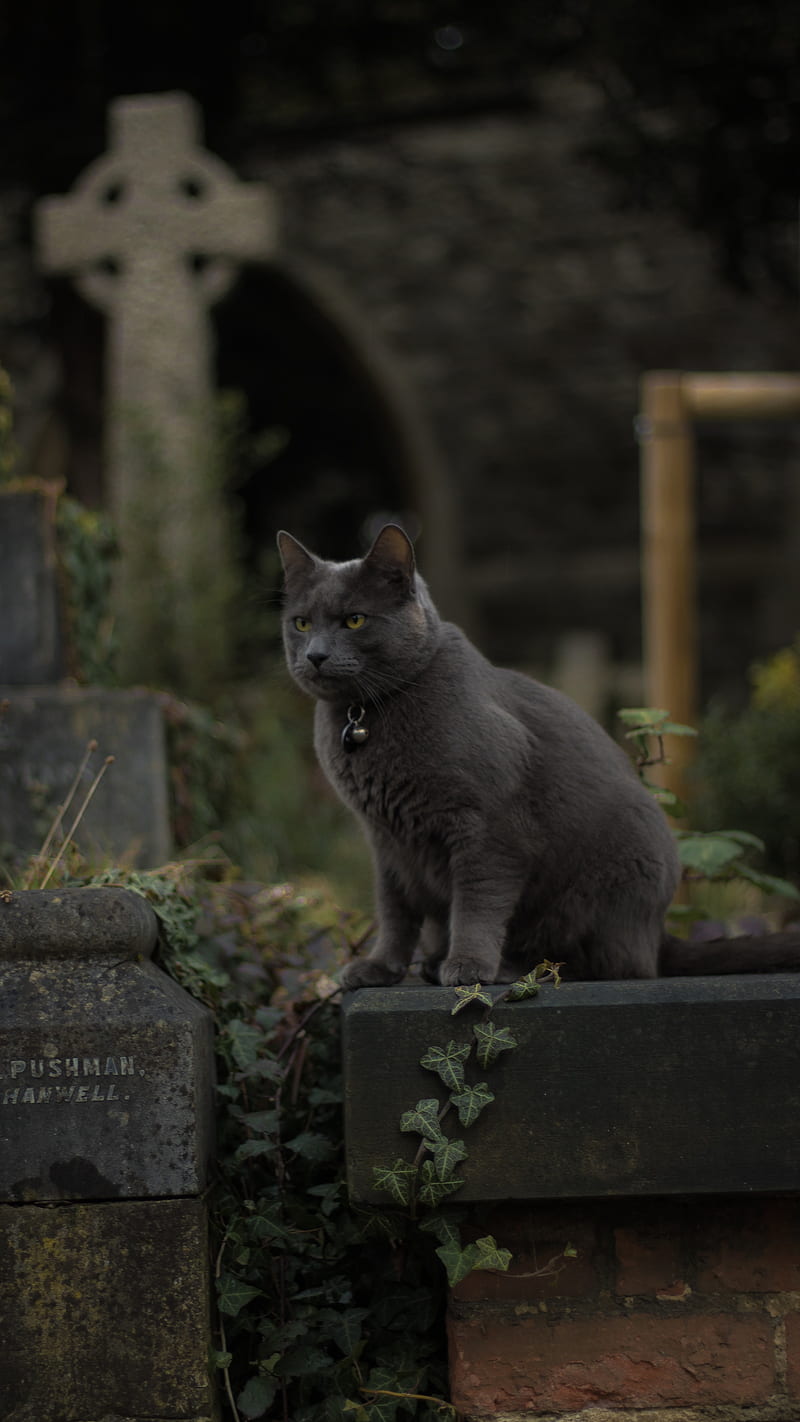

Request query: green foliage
[
  {"left": 222, "top": 676, "right": 373, "bottom": 908},
  {"left": 618, "top": 706, "right": 697, "bottom": 814},
  {"left": 692, "top": 675, "right": 800, "bottom": 887},
  {"left": 86, "top": 861, "right": 448, "bottom": 1421},
  {"left": 372, "top": 964, "right": 565, "bottom": 1290},
  {"left": 619, "top": 705, "right": 800, "bottom": 909},
  {"left": 158, "top": 695, "right": 245, "bottom": 851},
  {"left": 55, "top": 495, "right": 119, "bottom": 685}
]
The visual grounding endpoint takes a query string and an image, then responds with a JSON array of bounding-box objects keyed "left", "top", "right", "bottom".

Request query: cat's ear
[
  {"left": 277, "top": 531, "right": 318, "bottom": 580},
  {"left": 363, "top": 524, "right": 416, "bottom": 590}
]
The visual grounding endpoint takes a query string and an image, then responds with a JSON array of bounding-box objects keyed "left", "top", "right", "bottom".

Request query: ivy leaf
[
  {"left": 449, "top": 1081, "right": 495, "bottom": 1127},
  {"left": 283, "top": 1131, "right": 336, "bottom": 1162},
  {"left": 234, "top": 1139, "right": 279, "bottom": 1163},
  {"left": 420, "top": 1040, "right": 472, "bottom": 1092},
  {"left": 435, "top": 1232, "right": 512, "bottom": 1285},
  {"left": 418, "top": 1212, "right": 465, "bottom": 1247},
  {"left": 399, "top": 1098, "right": 444, "bottom": 1142},
  {"left": 505, "top": 973, "right": 540, "bottom": 1000},
  {"left": 247, "top": 1214, "right": 296, "bottom": 1244},
  {"left": 434, "top": 1236, "right": 481, "bottom": 1287},
  {"left": 317, "top": 1306, "right": 371, "bottom": 1356},
  {"left": 237, "top": 1375, "right": 277, "bottom": 1419},
  {"left": 450, "top": 983, "right": 494, "bottom": 1014},
  {"left": 471, "top": 1235, "right": 512, "bottom": 1273},
  {"left": 417, "top": 1158, "right": 464, "bottom": 1207},
  {"left": 431, "top": 1136, "right": 468, "bottom": 1181},
  {"left": 473, "top": 1022, "right": 518, "bottom": 1069},
  {"left": 343, "top": 1404, "right": 370, "bottom": 1420},
  {"left": 371, "top": 1159, "right": 419, "bottom": 1206},
  {"left": 216, "top": 1271, "right": 262, "bottom": 1317}
]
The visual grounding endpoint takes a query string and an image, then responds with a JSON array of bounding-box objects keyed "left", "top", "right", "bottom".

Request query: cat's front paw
[
  {"left": 438, "top": 956, "right": 498, "bottom": 987},
  {"left": 340, "top": 958, "right": 406, "bottom": 990}
]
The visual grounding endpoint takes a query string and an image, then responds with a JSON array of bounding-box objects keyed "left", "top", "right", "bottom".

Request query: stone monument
[
  {"left": 0, "top": 887, "right": 216, "bottom": 1420},
  {"left": 35, "top": 92, "right": 278, "bottom": 694},
  {"left": 0, "top": 484, "right": 172, "bottom": 868}
]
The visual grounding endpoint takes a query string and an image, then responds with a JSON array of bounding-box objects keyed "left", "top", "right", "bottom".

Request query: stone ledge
[{"left": 341, "top": 975, "right": 800, "bottom": 1203}]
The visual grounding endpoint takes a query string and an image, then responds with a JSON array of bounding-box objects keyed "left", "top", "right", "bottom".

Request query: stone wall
[{"left": 342, "top": 975, "right": 800, "bottom": 1421}]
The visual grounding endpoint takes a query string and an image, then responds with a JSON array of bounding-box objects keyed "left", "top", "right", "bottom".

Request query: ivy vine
[{"left": 371, "top": 965, "right": 569, "bottom": 1289}]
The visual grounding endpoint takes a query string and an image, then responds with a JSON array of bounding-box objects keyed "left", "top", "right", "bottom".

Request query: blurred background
[{"left": 3, "top": 0, "right": 800, "bottom": 900}]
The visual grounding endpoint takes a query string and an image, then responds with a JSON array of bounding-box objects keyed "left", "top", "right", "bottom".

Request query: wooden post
[
  {"left": 682, "top": 372, "right": 800, "bottom": 419},
  {"left": 639, "top": 373, "right": 696, "bottom": 802},
  {"left": 638, "top": 370, "right": 800, "bottom": 806}
]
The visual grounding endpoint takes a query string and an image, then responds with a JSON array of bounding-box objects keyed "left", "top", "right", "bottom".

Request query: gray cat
[{"left": 278, "top": 524, "right": 800, "bottom": 988}]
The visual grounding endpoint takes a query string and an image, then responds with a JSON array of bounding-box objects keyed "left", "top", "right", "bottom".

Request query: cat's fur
[{"left": 278, "top": 524, "right": 800, "bottom": 988}]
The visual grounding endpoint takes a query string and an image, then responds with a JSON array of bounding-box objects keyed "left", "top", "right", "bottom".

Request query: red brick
[
  {"left": 448, "top": 1311, "right": 775, "bottom": 1415},
  {"left": 453, "top": 1205, "right": 599, "bottom": 1302},
  {"left": 785, "top": 1312, "right": 800, "bottom": 1397},
  {"left": 614, "top": 1225, "right": 684, "bottom": 1297},
  {"left": 695, "top": 1200, "right": 800, "bottom": 1294}
]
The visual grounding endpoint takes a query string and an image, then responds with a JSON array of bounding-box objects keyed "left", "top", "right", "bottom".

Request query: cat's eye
[
  {"left": 344, "top": 613, "right": 366, "bottom": 630},
  {"left": 294, "top": 616, "right": 311, "bottom": 632}
]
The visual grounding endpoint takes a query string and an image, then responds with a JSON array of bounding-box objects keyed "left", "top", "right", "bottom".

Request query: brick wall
[{"left": 448, "top": 1196, "right": 800, "bottom": 1420}]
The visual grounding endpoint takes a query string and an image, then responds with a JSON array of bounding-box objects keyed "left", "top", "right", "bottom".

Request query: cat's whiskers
[{"left": 355, "top": 666, "right": 423, "bottom": 728}]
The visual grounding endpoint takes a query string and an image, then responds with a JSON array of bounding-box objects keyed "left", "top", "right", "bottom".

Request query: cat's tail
[{"left": 659, "top": 931, "right": 800, "bottom": 977}]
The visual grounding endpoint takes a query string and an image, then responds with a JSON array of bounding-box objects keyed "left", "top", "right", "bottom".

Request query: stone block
[
  {"left": 0, "top": 685, "right": 171, "bottom": 867},
  {"left": 0, "top": 1196, "right": 216, "bottom": 1421},
  {"left": 0, "top": 487, "right": 64, "bottom": 684},
  {"left": 342, "top": 976, "right": 800, "bottom": 1201},
  {"left": 0, "top": 888, "right": 215, "bottom": 1201}
]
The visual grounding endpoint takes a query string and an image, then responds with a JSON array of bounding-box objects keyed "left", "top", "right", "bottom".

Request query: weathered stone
[
  {"left": 35, "top": 91, "right": 277, "bottom": 692},
  {"left": 0, "top": 685, "right": 171, "bottom": 867},
  {"left": 0, "top": 888, "right": 215, "bottom": 1201},
  {"left": 0, "top": 486, "right": 64, "bottom": 684},
  {"left": 342, "top": 976, "right": 800, "bottom": 1202},
  {"left": 0, "top": 1196, "right": 216, "bottom": 1421}
]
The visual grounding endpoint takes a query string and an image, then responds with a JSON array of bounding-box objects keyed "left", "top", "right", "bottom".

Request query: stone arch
[{"left": 213, "top": 256, "right": 467, "bottom": 622}]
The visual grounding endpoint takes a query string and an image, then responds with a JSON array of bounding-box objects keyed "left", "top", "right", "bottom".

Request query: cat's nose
[{"left": 306, "top": 647, "right": 330, "bottom": 670}]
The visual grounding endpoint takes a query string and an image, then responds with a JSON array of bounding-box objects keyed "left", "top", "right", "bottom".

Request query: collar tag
[{"left": 342, "top": 704, "right": 369, "bottom": 751}]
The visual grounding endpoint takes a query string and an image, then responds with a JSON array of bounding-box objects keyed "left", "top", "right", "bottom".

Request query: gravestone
[
  {"left": 0, "top": 887, "right": 216, "bottom": 1420},
  {"left": 35, "top": 91, "right": 278, "bottom": 693},
  {"left": 0, "top": 685, "right": 171, "bottom": 868},
  {"left": 0, "top": 486, "right": 172, "bottom": 869}
]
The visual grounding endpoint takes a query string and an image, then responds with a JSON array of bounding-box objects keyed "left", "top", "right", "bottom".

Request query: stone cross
[{"left": 35, "top": 92, "right": 277, "bottom": 692}]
